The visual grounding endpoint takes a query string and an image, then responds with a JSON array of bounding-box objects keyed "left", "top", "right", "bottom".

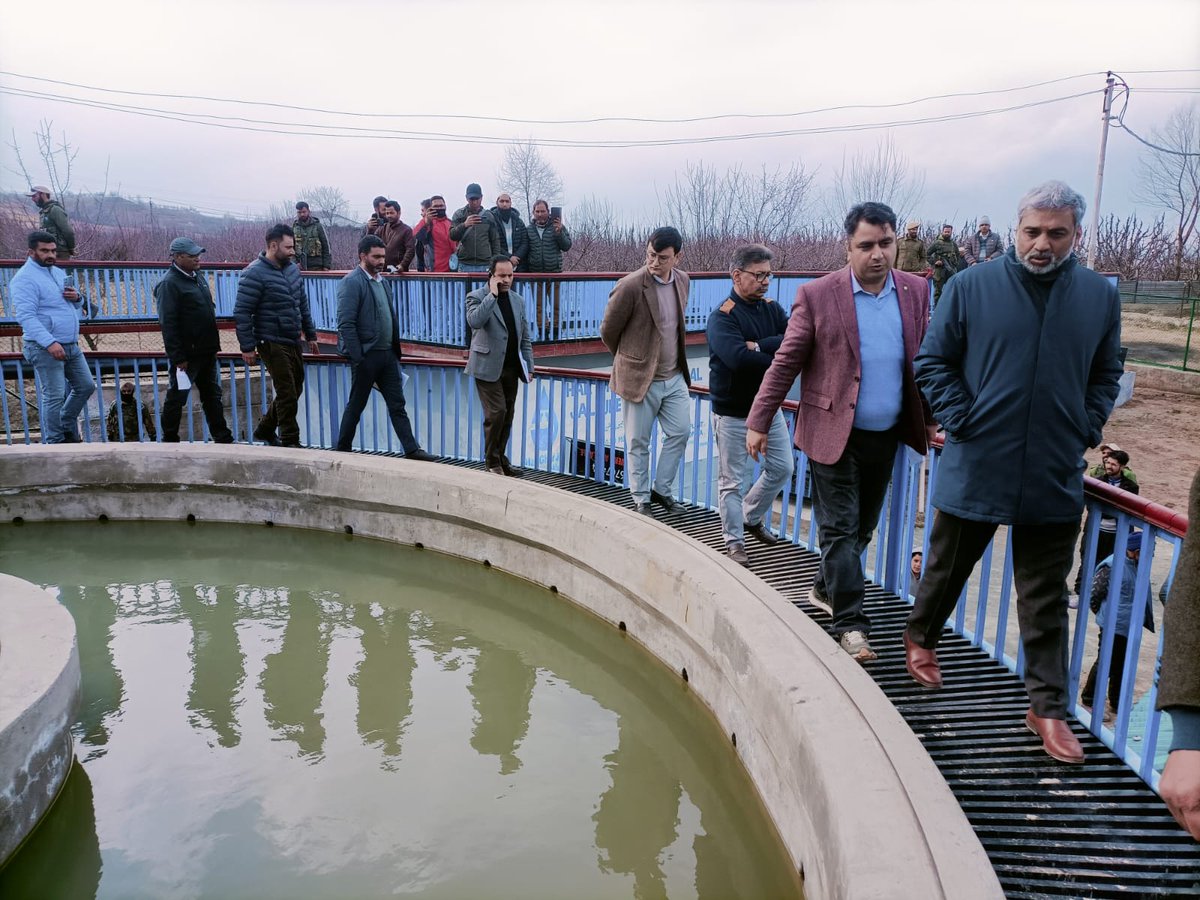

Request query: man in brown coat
[
  {"left": 600, "top": 226, "right": 691, "bottom": 516},
  {"left": 1159, "top": 467, "right": 1200, "bottom": 839},
  {"left": 377, "top": 200, "right": 415, "bottom": 271},
  {"left": 746, "top": 202, "right": 933, "bottom": 662}
]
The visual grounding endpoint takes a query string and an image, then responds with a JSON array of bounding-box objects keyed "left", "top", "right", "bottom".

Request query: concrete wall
[
  {"left": 0, "top": 445, "right": 1003, "bottom": 899},
  {"left": 0, "top": 574, "right": 81, "bottom": 865}
]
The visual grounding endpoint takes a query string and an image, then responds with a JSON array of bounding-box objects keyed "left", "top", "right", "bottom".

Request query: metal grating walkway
[{"left": 423, "top": 458, "right": 1200, "bottom": 898}]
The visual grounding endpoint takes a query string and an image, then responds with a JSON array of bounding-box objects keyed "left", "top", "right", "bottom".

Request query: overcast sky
[{"left": 1, "top": 0, "right": 1197, "bottom": 229}]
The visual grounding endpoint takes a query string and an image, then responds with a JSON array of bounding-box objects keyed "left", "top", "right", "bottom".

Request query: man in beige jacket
[{"left": 600, "top": 226, "right": 691, "bottom": 516}]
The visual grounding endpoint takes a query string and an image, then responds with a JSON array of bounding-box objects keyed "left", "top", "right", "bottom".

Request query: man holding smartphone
[
  {"left": 526, "top": 200, "right": 573, "bottom": 338},
  {"left": 466, "top": 255, "right": 534, "bottom": 475},
  {"left": 12, "top": 230, "right": 96, "bottom": 442},
  {"left": 413, "top": 196, "right": 456, "bottom": 273},
  {"left": 450, "top": 183, "right": 500, "bottom": 272}
]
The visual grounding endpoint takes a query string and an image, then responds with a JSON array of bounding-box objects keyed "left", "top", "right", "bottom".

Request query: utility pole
[{"left": 1086, "top": 72, "right": 1116, "bottom": 269}]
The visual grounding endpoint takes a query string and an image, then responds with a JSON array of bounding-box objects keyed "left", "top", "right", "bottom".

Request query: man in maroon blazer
[{"left": 747, "top": 202, "right": 935, "bottom": 662}]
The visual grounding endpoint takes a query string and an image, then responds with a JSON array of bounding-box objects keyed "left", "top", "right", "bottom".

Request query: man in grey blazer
[
  {"left": 334, "top": 234, "right": 434, "bottom": 460},
  {"left": 466, "top": 255, "right": 535, "bottom": 476}
]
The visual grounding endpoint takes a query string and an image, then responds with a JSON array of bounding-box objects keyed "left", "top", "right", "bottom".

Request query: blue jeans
[
  {"left": 458, "top": 263, "right": 488, "bottom": 273},
  {"left": 623, "top": 373, "right": 691, "bottom": 504},
  {"left": 714, "top": 410, "right": 794, "bottom": 545},
  {"left": 25, "top": 341, "right": 96, "bottom": 443}
]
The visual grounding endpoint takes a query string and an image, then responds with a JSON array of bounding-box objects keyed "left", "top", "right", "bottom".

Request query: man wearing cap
[
  {"left": 13, "top": 230, "right": 95, "bottom": 442},
  {"left": 29, "top": 186, "right": 75, "bottom": 259},
  {"left": 157, "top": 237, "right": 234, "bottom": 443},
  {"left": 895, "top": 221, "right": 928, "bottom": 274},
  {"left": 450, "top": 184, "right": 500, "bottom": 273},
  {"left": 1072, "top": 447, "right": 1139, "bottom": 600},
  {"left": 1080, "top": 528, "right": 1153, "bottom": 721},
  {"left": 293, "top": 202, "right": 333, "bottom": 271},
  {"left": 927, "top": 224, "right": 962, "bottom": 307},
  {"left": 963, "top": 216, "right": 1004, "bottom": 266}
]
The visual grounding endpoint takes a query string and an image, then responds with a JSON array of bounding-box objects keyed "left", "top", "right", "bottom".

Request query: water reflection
[
  {"left": 468, "top": 641, "right": 536, "bottom": 775},
  {"left": 353, "top": 604, "right": 415, "bottom": 762},
  {"left": 182, "top": 585, "right": 245, "bottom": 749},
  {"left": 0, "top": 522, "right": 801, "bottom": 899},
  {"left": 259, "top": 589, "right": 331, "bottom": 759}
]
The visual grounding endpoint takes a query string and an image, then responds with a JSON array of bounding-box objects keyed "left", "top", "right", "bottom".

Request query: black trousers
[
  {"left": 1081, "top": 632, "right": 1128, "bottom": 710},
  {"left": 906, "top": 511, "right": 1079, "bottom": 718},
  {"left": 809, "top": 427, "right": 899, "bottom": 636},
  {"left": 160, "top": 355, "right": 233, "bottom": 442},
  {"left": 1074, "top": 519, "right": 1117, "bottom": 593},
  {"left": 476, "top": 366, "right": 520, "bottom": 467},
  {"left": 336, "top": 349, "right": 419, "bottom": 453},
  {"left": 258, "top": 341, "right": 305, "bottom": 446}
]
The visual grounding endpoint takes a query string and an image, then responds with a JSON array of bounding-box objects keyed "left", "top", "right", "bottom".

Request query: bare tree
[
  {"left": 298, "top": 185, "right": 352, "bottom": 226},
  {"left": 6, "top": 120, "right": 79, "bottom": 199},
  {"left": 1132, "top": 103, "right": 1200, "bottom": 280},
  {"left": 657, "top": 161, "right": 817, "bottom": 269},
  {"left": 827, "top": 134, "right": 926, "bottom": 225},
  {"left": 496, "top": 139, "right": 564, "bottom": 217}
]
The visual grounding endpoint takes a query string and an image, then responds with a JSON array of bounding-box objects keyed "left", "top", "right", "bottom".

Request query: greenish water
[{"left": 0, "top": 521, "right": 802, "bottom": 899}]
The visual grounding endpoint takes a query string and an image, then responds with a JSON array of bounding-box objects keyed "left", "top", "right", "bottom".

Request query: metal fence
[
  {"left": 1119, "top": 280, "right": 1199, "bottom": 371},
  {"left": 0, "top": 350, "right": 1185, "bottom": 794}
]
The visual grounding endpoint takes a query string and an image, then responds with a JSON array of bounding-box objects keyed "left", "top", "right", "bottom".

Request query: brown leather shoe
[
  {"left": 1025, "top": 710, "right": 1085, "bottom": 765},
  {"left": 903, "top": 631, "right": 942, "bottom": 689}
]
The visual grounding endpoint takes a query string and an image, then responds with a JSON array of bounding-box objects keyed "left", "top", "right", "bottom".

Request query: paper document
[
  {"left": 175, "top": 367, "right": 192, "bottom": 390},
  {"left": 519, "top": 355, "right": 531, "bottom": 383}
]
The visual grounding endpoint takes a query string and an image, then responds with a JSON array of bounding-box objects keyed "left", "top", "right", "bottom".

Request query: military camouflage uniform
[
  {"left": 106, "top": 394, "right": 157, "bottom": 441},
  {"left": 38, "top": 199, "right": 75, "bottom": 259},
  {"left": 926, "top": 235, "right": 963, "bottom": 307},
  {"left": 895, "top": 235, "right": 928, "bottom": 273},
  {"left": 293, "top": 217, "right": 332, "bottom": 271}
]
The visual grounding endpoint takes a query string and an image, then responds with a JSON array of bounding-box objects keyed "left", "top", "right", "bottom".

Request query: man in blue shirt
[{"left": 13, "top": 230, "right": 95, "bottom": 442}]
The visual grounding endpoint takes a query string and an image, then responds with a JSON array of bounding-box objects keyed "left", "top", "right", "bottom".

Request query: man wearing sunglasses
[{"left": 706, "top": 244, "right": 792, "bottom": 567}]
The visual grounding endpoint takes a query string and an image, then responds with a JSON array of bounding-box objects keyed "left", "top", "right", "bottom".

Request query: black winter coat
[
  {"left": 156, "top": 266, "right": 222, "bottom": 367},
  {"left": 233, "top": 253, "right": 317, "bottom": 350}
]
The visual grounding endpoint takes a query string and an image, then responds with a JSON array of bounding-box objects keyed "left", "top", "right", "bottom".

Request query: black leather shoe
[
  {"left": 406, "top": 448, "right": 436, "bottom": 462},
  {"left": 633, "top": 502, "right": 654, "bottom": 517},
  {"left": 500, "top": 460, "right": 524, "bottom": 477},
  {"left": 650, "top": 490, "right": 676, "bottom": 512},
  {"left": 253, "top": 425, "right": 280, "bottom": 446},
  {"left": 744, "top": 521, "right": 780, "bottom": 545}
]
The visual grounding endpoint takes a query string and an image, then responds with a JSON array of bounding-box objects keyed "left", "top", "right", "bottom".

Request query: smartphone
[
  {"left": 434, "top": 208, "right": 446, "bottom": 218},
  {"left": 62, "top": 275, "right": 77, "bottom": 291},
  {"left": 550, "top": 206, "right": 562, "bottom": 221}
]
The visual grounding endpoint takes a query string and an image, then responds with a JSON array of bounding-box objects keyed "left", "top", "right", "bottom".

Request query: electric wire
[{"left": 0, "top": 85, "right": 1102, "bottom": 149}]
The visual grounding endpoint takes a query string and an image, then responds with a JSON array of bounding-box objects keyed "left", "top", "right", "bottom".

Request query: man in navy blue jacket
[
  {"left": 234, "top": 224, "right": 319, "bottom": 447},
  {"left": 333, "top": 235, "right": 433, "bottom": 460},
  {"left": 903, "top": 181, "right": 1123, "bottom": 765},
  {"left": 706, "top": 244, "right": 792, "bottom": 566}
]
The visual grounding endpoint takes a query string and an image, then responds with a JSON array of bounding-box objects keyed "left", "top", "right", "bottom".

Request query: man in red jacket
[
  {"left": 412, "top": 195, "right": 455, "bottom": 273},
  {"left": 746, "top": 202, "right": 934, "bottom": 662}
]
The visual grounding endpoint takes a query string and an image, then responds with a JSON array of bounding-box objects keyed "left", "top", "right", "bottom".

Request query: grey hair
[
  {"left": 730, "top": 243, "right": 773, "bottom": 271},
  {"left": 1017, "top": 180, "right": 1087, "bottom": 227}
]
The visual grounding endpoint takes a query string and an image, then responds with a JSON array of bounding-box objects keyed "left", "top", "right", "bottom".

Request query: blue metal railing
[
  {"left": 0, "top": 262, "right": 828, "bottom": 344},
  {"left": 0, "top": 350, "right": 1181, "bottom": 793}
]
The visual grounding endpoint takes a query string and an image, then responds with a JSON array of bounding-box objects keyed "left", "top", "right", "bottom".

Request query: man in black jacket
[
  {"left": 491, "top": 193, "right": 529, "bottom": 270},
  {"left": 157, "top": 237, "right": 234, "bottom": 443},
  {"left": 234, "top": 224, "right": 319, "bottom": 447},
  {"left": 706, "top": 244, "right": 792, "bottom": 566},
  {"left": 334, "top": 235, "right": 433, "bottom": 460}
]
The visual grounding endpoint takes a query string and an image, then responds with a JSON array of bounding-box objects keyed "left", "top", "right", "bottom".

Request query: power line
[
  {"left": 0, "top": 85, "right": 1101, "bottom": 149},
  {"left": 0, "top": 68, "right": 1113, "bottom": 126},
  {"left": 1109, "top": 73, "right": 1200, "bottom": 158}
]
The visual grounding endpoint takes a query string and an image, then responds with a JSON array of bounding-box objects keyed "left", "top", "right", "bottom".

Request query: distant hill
[{"left": 0, "top": 192, "right": 257, "bottom": 233}]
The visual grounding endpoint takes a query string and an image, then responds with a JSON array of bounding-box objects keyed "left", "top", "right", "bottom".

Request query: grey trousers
[{"left": 906, "top": 511, "right": 1080, "bottom": 718}]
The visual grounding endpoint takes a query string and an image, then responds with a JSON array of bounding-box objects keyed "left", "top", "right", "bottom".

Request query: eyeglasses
[{"left": 738, "top": 270, "right": 772, "bottom": 284}]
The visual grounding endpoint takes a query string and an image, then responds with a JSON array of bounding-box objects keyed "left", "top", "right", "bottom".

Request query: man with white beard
[{"left": 901, "top": 180, "right": 1123, "bottom": 766}]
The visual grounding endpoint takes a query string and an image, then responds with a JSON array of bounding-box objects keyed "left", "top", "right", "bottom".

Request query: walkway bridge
[{"left": 0, "top": 350, "right": 1194, "bottom": 898}]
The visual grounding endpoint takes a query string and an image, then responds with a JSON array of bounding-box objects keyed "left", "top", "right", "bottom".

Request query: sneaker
[
  {"left": 726, "top": 542, "right": 750, "bottom": 567},
  {"left": 839, "top": 630, "right": 878, "bottom": 662},
  {"left": 807, "top": 583, "right": 833, "bottom": 616}
]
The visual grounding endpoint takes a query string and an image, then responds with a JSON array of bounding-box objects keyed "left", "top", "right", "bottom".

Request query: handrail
[{"left": 1084, "top": 474, "right": 1188, "bottom": 537}]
